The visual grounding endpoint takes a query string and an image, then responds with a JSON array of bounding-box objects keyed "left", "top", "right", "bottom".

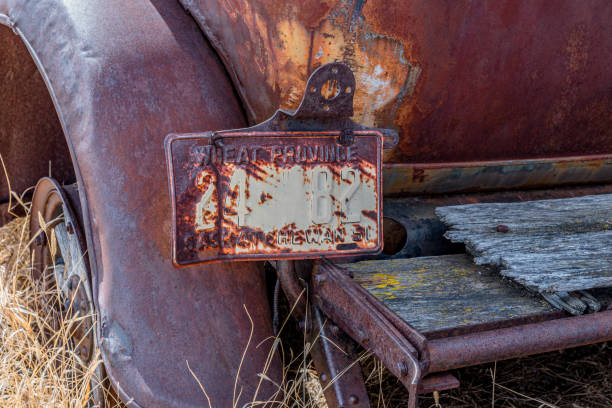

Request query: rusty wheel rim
[{"left": 30, "top": 178, "right": 105, "bottom": 408}]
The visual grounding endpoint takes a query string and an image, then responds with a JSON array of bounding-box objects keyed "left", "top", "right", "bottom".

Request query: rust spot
[
  {"left": 361, "top": 210, "right": 377, "bottom": 221},
  {"left": 259, "top": 192, "right": 273, "bottom": 204}
]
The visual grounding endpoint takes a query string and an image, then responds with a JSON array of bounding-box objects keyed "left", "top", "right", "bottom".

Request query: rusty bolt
[
  {"left": 496, "top": 224, "right": 510, "bottom": 233},
  {"left": 184, "top": 234, "right": 197, "bottom": 251},
  {"left": 348, "top": 395, "right": 359, "bottom": 405},
  {"left": 66, "top": 222, "right": 75, "bottom": 235},
  {"left": 339, "top": 128, "right": 355, "bottom": 146}
]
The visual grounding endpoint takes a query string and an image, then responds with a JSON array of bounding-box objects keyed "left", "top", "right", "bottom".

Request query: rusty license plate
[{"left": 165, "top": 131, "right": 382, "bottom": 265}]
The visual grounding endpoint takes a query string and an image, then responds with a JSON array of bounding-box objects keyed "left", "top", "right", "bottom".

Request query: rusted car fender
[
  {"left": 0, "top": 1, "right": 280, "bottom": 406},
  {"left": 182, "top": 0, "right": 612, "bottom": 164}
]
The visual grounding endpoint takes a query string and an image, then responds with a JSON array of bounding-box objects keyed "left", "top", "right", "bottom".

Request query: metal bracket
[
  {"left": 310, "top": 307, "right": 371, "bottom": 408},
  {"left": 292, "top": 62, "right": 355, "bottom": 119},
  {"left": 241, "top": 62, "right": 399, "bottom": 149},
  {"left": 277, "top": 260, "right": 371, "bottom": 407},
  {"left": 311, "top": 259, "right": 429, "bottom": 408}
]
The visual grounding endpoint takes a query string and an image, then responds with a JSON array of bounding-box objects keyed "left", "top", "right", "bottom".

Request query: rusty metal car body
[{"left": 1, "top": 0, "right": 611, "bottom": 406}]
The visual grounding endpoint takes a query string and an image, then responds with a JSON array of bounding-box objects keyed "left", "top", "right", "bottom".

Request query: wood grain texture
[
  {"left": 346, "top": 254, "right": 554, "bottom": 333},
  {"left": 435, "top": 194, "right": 612, "bottom": 293}
]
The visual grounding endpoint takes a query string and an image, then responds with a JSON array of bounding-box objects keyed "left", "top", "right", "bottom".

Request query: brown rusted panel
[
  {"left": 383, "top": 155, "right": 612, "bottom": 195},
  {"left": 181, "top": 0, "right": 612, "bottom": 168},
  {"left": 0, "top": 26, "right": 74, "bottom": 202}
]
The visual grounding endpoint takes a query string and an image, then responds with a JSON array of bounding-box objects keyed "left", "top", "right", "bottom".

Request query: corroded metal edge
[
  {"left": 427, "top": 309, "right": 612, "bottom": 373},
  {"left": 384, "top": 155, "right": 612, "bottom": 195}
]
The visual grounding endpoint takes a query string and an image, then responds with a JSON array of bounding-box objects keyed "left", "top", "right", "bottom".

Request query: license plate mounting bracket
[{"left": 165, "top": 62, "right": 397, "bottom": 265}]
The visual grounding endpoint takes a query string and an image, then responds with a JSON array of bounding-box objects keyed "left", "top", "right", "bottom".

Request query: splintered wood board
[
  {"left": 435, "top": 194, "right": 612, "bottom": 293},
  {"left": 347, "top": 254, "right": 554, "bottom": 332}
]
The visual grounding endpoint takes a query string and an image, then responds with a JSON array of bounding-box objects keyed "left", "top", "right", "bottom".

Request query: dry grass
[
  {"left": 0, "top": 215, "right": 118, "bottom": 407},
  {"left": 359, "top": 343, "right": 612, "bottom": 408},
  {"left": 0, "top": 206, "right": 332, "bottom": 408},
  {"left": 1, "top": 209, "right": 612, "bottom": 407}
]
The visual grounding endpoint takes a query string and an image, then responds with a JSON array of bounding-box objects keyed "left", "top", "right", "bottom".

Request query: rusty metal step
[{"left": 311, "top": 256, "right": 612, "bottom": 407}]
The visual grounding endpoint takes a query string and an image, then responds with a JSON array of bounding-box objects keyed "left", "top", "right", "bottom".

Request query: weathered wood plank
[
  {"left": 435, "top": 194, "right": 612, "bottom": 293},
  {"left": 346, "top": 254, "right": 555, "bottom": 333}
]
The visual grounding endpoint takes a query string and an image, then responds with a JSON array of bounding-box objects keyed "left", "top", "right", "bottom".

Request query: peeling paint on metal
[
  {"left": 180, "top": 0, "right": 420, "bottom": 133},
  {"left": 101, "top": 319, "right": 133, "bottom": 364},
  {"left": 181, "top": 0, "right": 612, "bottom": 170}
]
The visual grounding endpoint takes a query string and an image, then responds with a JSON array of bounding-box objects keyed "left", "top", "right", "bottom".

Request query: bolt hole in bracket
[
  {"left": 165, "top": 62, "right": 398, "bottom": 265},
  {"left": 296, "top": 63, "right": 355, "bottom": 119}
]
